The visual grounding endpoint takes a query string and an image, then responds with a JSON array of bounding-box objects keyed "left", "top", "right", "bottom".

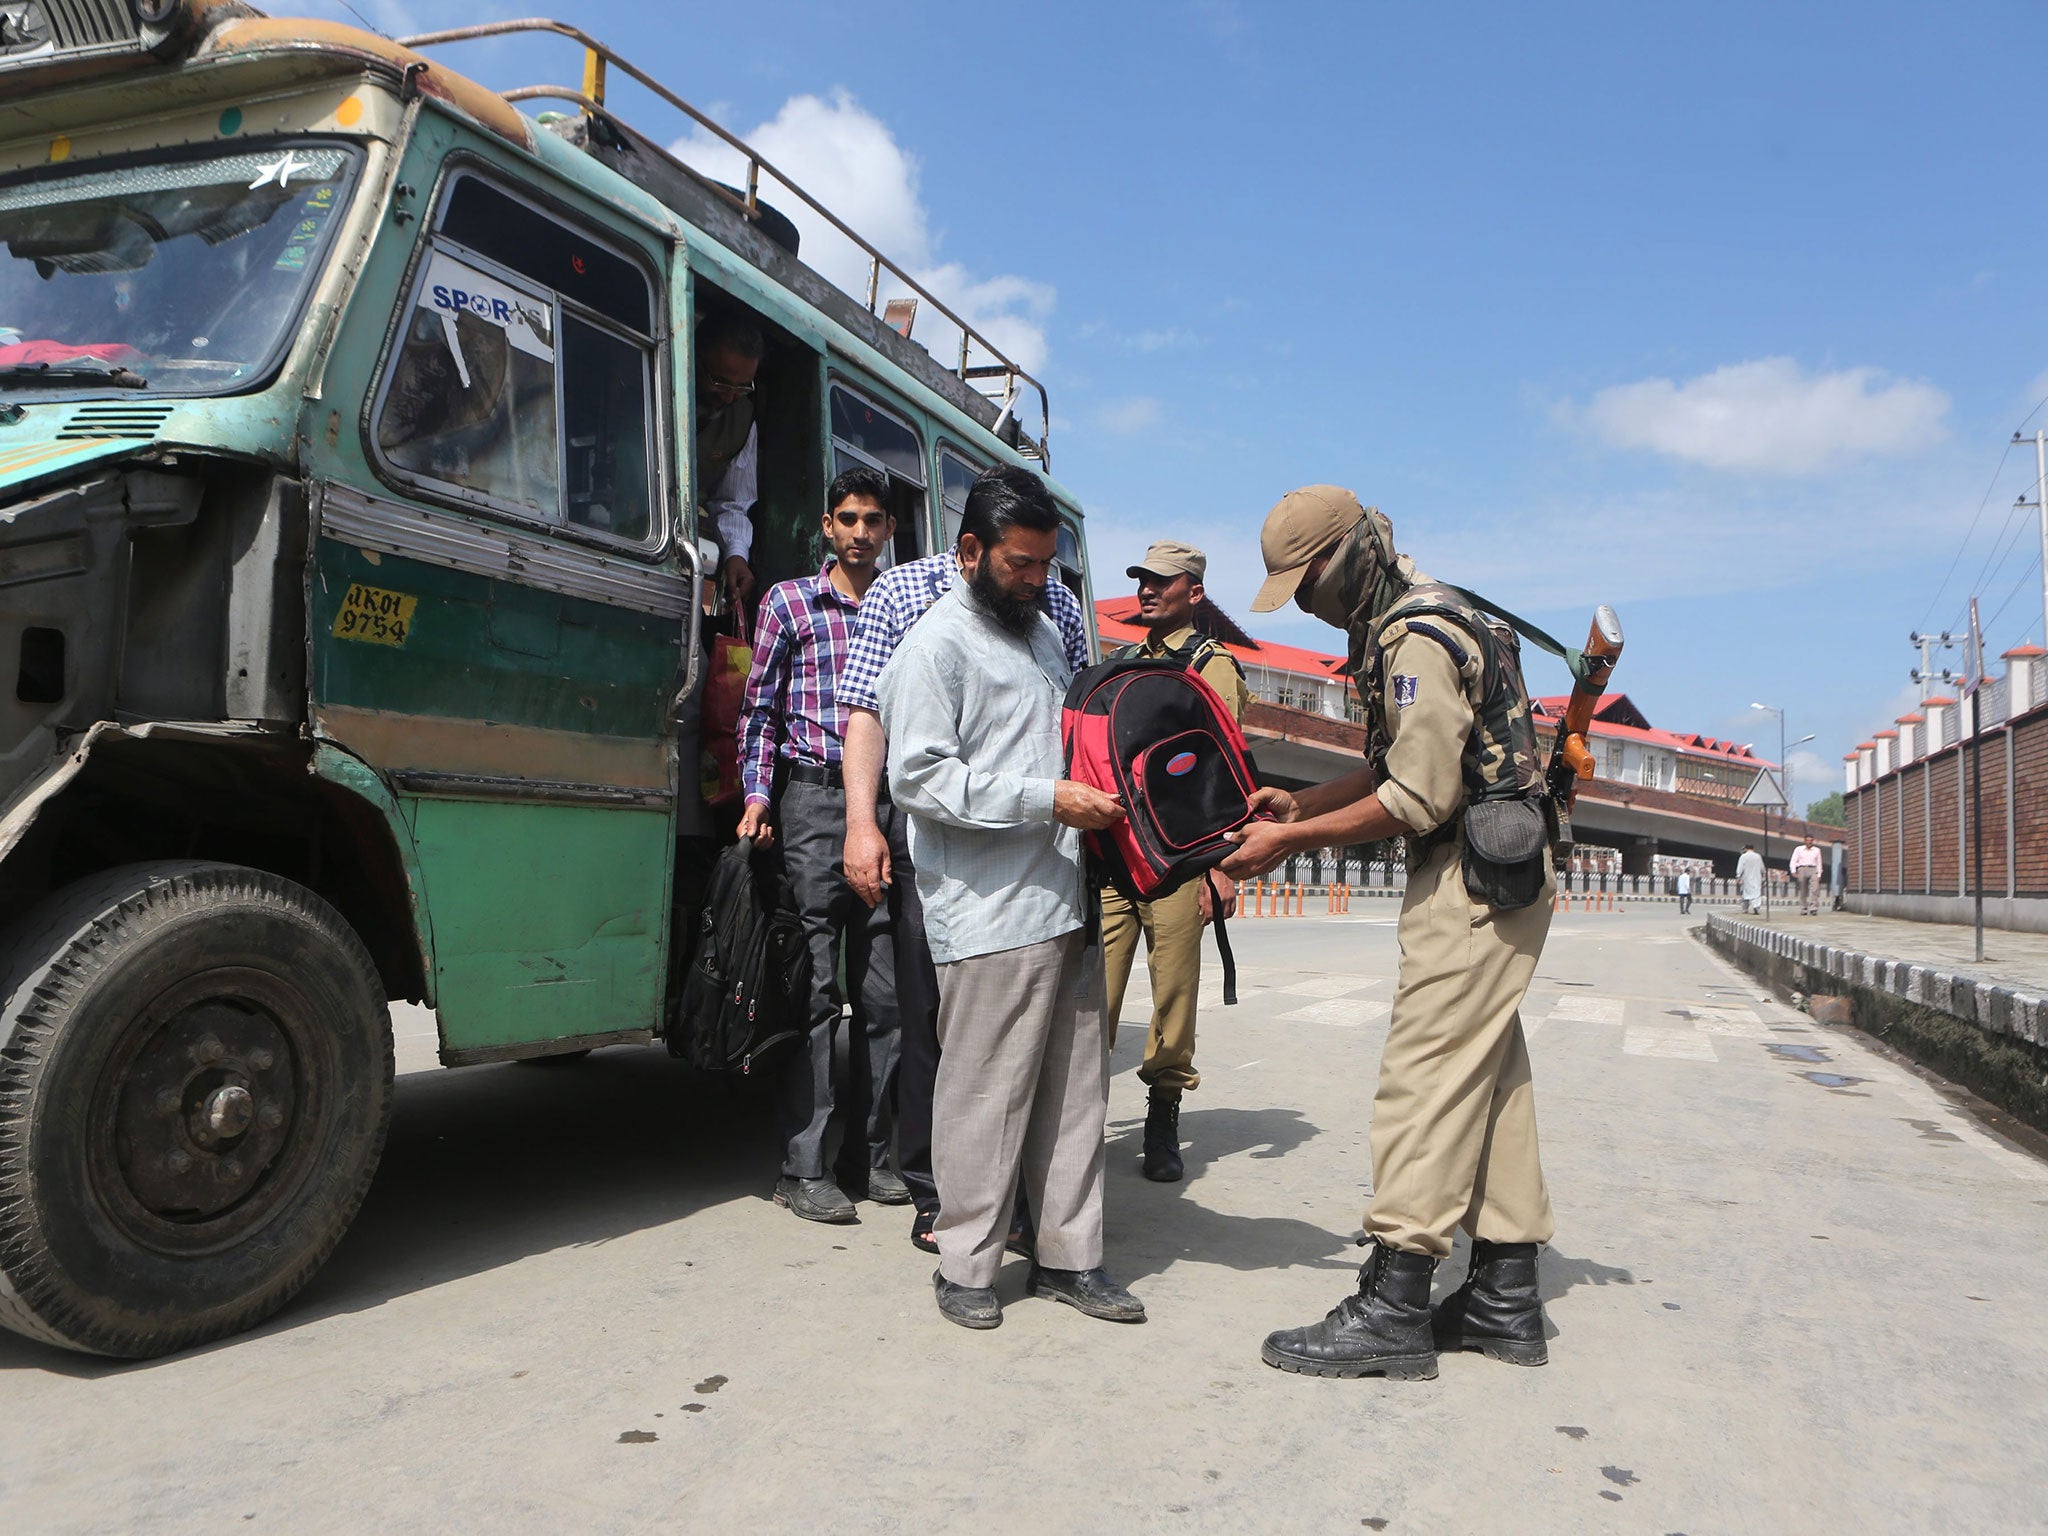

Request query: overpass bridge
[{"left": 1241, "top": 700, "right": 1832, "bottom": 877}]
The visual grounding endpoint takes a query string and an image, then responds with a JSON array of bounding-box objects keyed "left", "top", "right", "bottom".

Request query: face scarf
[{"left": 1310, "top": 509, "right": 1421, "bottom": 672}]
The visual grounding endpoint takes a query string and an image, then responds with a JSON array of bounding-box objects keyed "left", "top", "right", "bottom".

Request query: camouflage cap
[
  {"left": 1251, "top": 485, "right": 1371, "bottom": 612},
  {"left": 1127, "top": 539, "right": 1207, "bottom": 583}
]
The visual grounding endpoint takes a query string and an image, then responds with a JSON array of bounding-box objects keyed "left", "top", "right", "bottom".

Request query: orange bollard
[{"left": 1294, "top": 883, "right": 1304, "bottom": 917}]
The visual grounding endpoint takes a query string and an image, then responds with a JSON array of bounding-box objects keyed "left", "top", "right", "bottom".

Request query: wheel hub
[{"left": 114, "top": 1002, "right": 295, "bottom": 1221}]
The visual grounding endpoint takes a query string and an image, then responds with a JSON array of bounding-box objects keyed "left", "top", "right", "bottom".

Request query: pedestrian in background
[
  {"left": 1736, "top": 844, "right": 1764, "bottom": 913},
  {"left": 876, "top": 466, "right": 1145, "bottom": 1331},
  {"left": 1675, "top": 868, "right": 1692, "bottom": 915},
  {"left": 1790, "top": 835, "right": 1823, "bottom": 915},
  {"left": 1101, "top": 540, "right": 1250, "bottom": 1182},
  {"left": 738, "top": 466, "right": 907, "bottom": 1222}
]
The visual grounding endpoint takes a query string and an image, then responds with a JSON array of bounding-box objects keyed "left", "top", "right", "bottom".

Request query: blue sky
[{"left": 316, "top": 0, "right": 2047, "bottom": 810}]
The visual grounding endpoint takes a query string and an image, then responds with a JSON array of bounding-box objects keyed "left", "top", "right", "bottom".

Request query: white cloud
[
  {"left": 671, "top": 92, "right": 1052, "bottom": 374},
  {"left": 1567, "top": 357, "right": 1950, "bottom": 475},
  {"left": 1098, "top": 396, "right": 1164, "bottom": 435}
]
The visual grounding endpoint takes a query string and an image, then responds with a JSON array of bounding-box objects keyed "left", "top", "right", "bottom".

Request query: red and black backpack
[{"left": 1061, "top": 657, "right": 1263, "bottom": 903}]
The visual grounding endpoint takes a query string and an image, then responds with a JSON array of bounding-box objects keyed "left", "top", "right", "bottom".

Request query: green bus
[{"left": 0, "top": 1, "right": 1098, "bottom": 1358}]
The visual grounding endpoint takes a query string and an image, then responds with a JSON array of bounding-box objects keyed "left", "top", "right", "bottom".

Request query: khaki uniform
[
  {"left": 1363, "top": 623, "right": 1554, "bottom": 1258},
  {"left": 1100, "top": 625, "right": 1252, "bottom": 1092}
]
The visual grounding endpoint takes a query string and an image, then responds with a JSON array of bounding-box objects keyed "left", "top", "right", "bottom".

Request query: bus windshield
[{"left": 0, "top": 144, "right": 362, "bottom": 399}]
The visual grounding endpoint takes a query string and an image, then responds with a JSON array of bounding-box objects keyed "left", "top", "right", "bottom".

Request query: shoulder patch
[{"left": 1392, "top": 674, "right": 1419, "bottom": 708}]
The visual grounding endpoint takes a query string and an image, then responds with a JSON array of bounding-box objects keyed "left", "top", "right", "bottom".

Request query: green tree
[{"left": 1805, "top": 790, "right": 1845, "bottom": 827}]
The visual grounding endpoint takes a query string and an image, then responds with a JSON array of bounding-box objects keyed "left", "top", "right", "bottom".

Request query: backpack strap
[{"left": 1112, "top": 632, "right": 1245, "bottom": 682}]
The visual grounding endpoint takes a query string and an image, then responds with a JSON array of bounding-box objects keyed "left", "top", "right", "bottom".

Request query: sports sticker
[
  {"left": 333, "top": 582, "right": 418, "bottom": 647},
  {"left": 420, "top": 249, "right": 553, "bottom": 389},
  {"left": 1393, "top": 674, "right": 1419, "bottom": 709}
]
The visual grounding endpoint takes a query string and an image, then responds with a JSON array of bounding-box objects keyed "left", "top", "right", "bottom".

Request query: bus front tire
[{"left": 0, "top": 861, "right": 393, "bottom": 1359}]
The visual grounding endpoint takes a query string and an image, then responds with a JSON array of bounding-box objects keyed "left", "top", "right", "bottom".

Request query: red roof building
[{"left": 1098, "top": 600, "right": 1773, "bottom": 804}]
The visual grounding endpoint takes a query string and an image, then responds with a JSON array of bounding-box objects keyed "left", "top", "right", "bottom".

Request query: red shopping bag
[{"left": 700, "top": 604, "right": 753, "bottom": 807}]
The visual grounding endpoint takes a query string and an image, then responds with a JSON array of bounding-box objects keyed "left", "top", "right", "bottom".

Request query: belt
[{"left": 782, "top": 760, "right": 888, "bottom": 801}]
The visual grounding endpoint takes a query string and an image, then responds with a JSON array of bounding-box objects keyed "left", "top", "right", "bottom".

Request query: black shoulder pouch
[{"left": 1461, "top": 797, "right": 1550, "bottom": 910}]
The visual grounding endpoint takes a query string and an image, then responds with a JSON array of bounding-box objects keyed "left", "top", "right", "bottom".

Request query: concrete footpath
[
  {"left": 5, "top": 910, "right": 2047, "bottom": 1532},
  {"left": 1730, "top": 907, "right": 2048, "bottom": 998}
]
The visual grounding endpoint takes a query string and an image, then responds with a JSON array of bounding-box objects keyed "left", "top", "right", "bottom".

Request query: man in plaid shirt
[
  {"left": 738, "top": 465, "right": 910, "bottom": 1223},
  {"left": 836, "top": 490, "right": 1092, "bottom": 1251}
]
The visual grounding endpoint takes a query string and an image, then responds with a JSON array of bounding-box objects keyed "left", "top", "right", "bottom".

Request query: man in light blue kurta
[{"left": 875, "top": 465, "right": 1144, "bottom": 1331}]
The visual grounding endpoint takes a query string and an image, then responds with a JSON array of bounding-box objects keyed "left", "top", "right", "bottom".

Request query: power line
[
  {"left": 1983, "top": 550, "right": 2043, "bottom": 641},
  {"left": 1921, "top": 385, "right": 2048, "bottom": 632}
]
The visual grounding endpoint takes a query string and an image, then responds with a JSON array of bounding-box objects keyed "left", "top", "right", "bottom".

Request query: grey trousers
[
  {"left": 933, "top": 930, "right": 1107, "bottom": 1288},
  {"left": 774, "top": 779, "right": 903, "bottom": 1179}
]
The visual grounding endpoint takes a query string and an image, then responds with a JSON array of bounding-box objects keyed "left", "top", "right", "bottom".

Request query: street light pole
[{"left": 1749, "top": 704, "right": 1810, "bottom": 916}]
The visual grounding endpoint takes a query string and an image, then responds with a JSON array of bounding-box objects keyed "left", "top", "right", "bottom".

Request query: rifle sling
[{"left": 1439, "top": 583, "right": 1592, "bottom": 685}]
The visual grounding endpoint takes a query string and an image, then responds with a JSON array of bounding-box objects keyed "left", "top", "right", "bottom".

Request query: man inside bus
[
  {"left": 698, "top": 311, "right": 765, "bottom": 604},
  {"left": 737, "top": 465, "right": 908, "bottom": 1222}
]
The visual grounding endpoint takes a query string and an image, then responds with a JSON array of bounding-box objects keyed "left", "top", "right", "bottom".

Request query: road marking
[
  {"left": 1279, "top": 998, "right": 1391, "bottom": 1027},
  {"left": 1279, "top": 975, "right": 1382, "bottom": 998},
  {"left": 1237, "top": 1060, "right": 1262, "bottom": 1070},
  {"left": 1624, "top": 1025, "right": 1719, "bottom": 1061},
  {"left": 1548, "top": 995, "right": 1626, "bottom": 1025}
]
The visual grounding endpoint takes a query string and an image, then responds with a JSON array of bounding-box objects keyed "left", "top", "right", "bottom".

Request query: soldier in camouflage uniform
[{"left": 1221, "top": 486, "right": 1557, "bottom": 1383}]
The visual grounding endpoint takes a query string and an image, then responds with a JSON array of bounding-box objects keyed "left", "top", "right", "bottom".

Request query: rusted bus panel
[
  {"left": 312, "top": 706, "right": 666, "bottom": 792},
  {"left": 199, "top": 18, "right": 535, "bottom": 152}
]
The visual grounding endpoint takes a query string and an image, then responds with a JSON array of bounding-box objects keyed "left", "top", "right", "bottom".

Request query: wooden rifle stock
[{"left": 1546, "top": 605, "right": 1624, "bottom": 812}]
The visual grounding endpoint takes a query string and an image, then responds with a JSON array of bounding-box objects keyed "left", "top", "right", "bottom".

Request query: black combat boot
[
  {"left": 1431, "top": 1239, "right": 1548, "bottom": 1366},
  {"left": 1142, "top": 1088, "right": 1184, "bottom": 1182},
  {"left": 1260, "top": 1239, "right": 1438, "bottom": 1379}
]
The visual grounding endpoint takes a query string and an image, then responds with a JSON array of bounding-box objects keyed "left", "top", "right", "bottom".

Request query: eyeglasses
[{"left": 705, "top": 374, "right": 756, "bottom": 396}]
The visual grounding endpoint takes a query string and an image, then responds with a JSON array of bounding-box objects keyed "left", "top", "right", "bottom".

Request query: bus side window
[
  {"left": 373, "top": 174, "right": 660, "bottom": 546},
  {"left": 1055, "top": 518, "right": 1087, "bottom": 604},
  {"left": 936, "top": 445, "right": 984, "bottom": 552},
  {"left": 829, "top": 382, "right": 925, "bottom": 566}
]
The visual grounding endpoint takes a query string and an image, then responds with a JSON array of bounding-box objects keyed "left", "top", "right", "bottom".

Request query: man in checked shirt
[
  {"left": 836, "top": 470, "right": 1094, "bottom": 1254},
  {"left": 738, "top": 465, "right": 909, "bottom": 1223}
]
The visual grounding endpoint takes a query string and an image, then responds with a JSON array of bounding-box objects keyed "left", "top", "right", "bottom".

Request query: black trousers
[
  {"left": 774, "top": 781, "right": 905, "bottom": 1180},
  {"left": 891, "top": 842, "right": 942, "bottom": 1215}
]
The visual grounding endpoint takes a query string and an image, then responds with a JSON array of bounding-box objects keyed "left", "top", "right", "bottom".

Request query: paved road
[{"left": 7, "top": 909, "right": 2046, "bottom": 1532}]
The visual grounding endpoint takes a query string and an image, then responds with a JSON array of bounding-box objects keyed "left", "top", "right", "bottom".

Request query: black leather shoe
[
  {"left": 837, "top": 1163, "right": 913, "bottom": 1206},
  {"left": 1261, "top": 1239, "right": 1439, "bottom": 1379},
  {"left": 933, "top": 1269, "right": 1001, "bottom": 1329},
  {"left": 865, "top": 1167, "right": 911, "bottom": 1205},
  {"left": 773, "top": 1175, "right": 857, "bottom": 1224},
  {"left": 1030, "top": 1265, "right": 1147, "bottom": 1323},
  {"left": 1142, "top": 1088, "right": 1184, "bottom": 1182},
  {"left": 1432, "top": 1240, "right": 1548, "bottom": 1366}
]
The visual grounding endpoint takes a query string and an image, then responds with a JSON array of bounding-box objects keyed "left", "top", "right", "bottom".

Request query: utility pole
[
  {"left": 1908, "top": 630, "right": 1961, "bottom": 703},
  {"left": 2014, "top": 429, "right": 2048, "bottom": 652}
]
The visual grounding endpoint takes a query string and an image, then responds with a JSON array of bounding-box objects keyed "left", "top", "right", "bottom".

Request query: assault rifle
[{"left": 1545, "top": 607, "right": 1625, "bottom": 841}]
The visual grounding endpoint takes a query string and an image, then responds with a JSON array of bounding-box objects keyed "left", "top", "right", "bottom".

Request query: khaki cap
[
  {"left": 1126, "top": 539, "right": 1207, "bottom": 583},
  {"left": 1251, "top": 485, "right": 1370, "bottom": 611}
]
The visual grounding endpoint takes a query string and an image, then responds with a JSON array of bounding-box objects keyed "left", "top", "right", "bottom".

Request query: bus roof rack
[{"left": 397, "top": 17, "right": 1051, "bottom": 463}]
